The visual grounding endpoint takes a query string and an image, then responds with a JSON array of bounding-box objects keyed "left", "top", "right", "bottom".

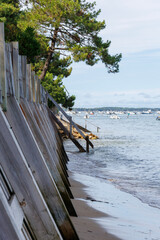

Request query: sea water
[{"left": 64, "top": 112, "right": 160, "bottom": 239}]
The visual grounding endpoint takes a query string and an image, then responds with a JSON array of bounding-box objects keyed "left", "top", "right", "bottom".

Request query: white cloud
[
  {"left": 74, "top": 89, "right": 160, "bottom": 108},
  {"left": 88, "top": 0, "right": 160, "bottom": 54}
]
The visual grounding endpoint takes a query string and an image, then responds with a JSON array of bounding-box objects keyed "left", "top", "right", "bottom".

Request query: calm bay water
[{"left": 65, "top": 112, "right": 160, "bottom": 209}]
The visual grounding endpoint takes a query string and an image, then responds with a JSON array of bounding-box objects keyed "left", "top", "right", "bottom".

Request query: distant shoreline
[{"left": 73, "top": 107, "right": 160, "bottom": 112}]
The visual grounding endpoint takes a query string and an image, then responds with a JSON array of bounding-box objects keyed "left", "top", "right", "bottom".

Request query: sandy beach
[
  {"left": 69, "top": 174, "right": 122, "bottom": 240},
  {"left": 68, "top": 170, "right": 160, "bottom": 240}
]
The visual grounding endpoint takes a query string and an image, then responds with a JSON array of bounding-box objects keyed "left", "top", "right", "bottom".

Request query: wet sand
[
  {"left": 69, "top": 175, "right": 122, "bottom": 240},
  {"left": 69, "top": 171, "right": 160, "bottom": 240}
]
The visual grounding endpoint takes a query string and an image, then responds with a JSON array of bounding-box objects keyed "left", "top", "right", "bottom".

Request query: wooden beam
[
  {"left": 0, "top": 23, "right": 7, "bottom": 110},
  {"left": 19, "top": 55, "right": 24, "bottom": 98},
  {"left": 21, "top": 56, "right": 27, "bottom": 99},
  {"left": 11, "top": 42, "right": 19, "bottom": 102},
  {"left": 50, "top": 110, "right": 86, "bottom": 152},
  {"left": 27, "top": 64, "right": 32, "bottom": 102},
  {"left": 35, "top": 75, "right": 40, "bottom": 103},
  {"left": 31, "top": 71, "right": 36, "bottom": 102},
  {"left": 47, "top": 93, "right": 94, "bottom": 149},
  {"left": 5, "top": 43, "right": 15, "bottom": 96}
]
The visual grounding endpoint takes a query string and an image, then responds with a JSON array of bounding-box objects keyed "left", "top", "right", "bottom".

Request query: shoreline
[
  {"left": 69, "top": 173, "right": 122, "bottom": 240},
  {"left": 69, "top": 171, "right": 160, "bottom": 240}
]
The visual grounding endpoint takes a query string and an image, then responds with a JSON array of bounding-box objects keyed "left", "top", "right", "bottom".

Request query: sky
[{"left": 63, "top": 0, "right": 160, "bottom": 108}]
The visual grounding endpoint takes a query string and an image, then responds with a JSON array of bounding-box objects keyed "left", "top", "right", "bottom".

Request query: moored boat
[{"left": 110, "top": 115, "right": 120, "bottom": 119}]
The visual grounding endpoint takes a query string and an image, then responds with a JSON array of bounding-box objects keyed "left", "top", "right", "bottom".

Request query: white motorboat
[{"left": 110, "top": 115, "right": 120, "bottom": 119}]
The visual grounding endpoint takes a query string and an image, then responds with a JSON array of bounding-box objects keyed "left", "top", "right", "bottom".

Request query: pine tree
[{"left": 19, "top": 0, "right": 122, "bottom": 81}]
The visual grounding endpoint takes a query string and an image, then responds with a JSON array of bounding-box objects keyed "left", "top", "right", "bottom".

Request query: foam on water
[{"left": 65, "top": 113, "right": 160, "bottom": 209}]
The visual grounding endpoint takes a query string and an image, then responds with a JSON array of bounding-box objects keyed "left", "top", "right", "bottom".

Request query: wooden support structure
[
  {"left": 5, "top": 43, "right": 15, "bottom": 96},
  {"left": 35, "top": 75, "right": 40, "bottom": 103},
  {"left": 11, "top": 42, "right": 19, "bottom": 102},
  {"left": 0, "top": 23, "right": 7, "bottom": 110},
  {"left": 27, "top": 64, "right": 32, "bottom": 102},
  {"left": 0, "top": 198, "right": 20, "bottom": 240},
  {"left": 69, "top": 116, "right": 73, "bottom": 138},
  {"left": 21, "top": 55, "right": 27, "bottom": 99},
  {"left": 86, "top": 135, "right": 89, "bottom": 153},
  {"left": 50, "top": 110, "right": 86, "bottom": 152},
  {"left": 47, "top": 93, "right": 94, "bottom": 152},
  {"left": 26, "top": 64, "right": 31, "bottom": 101},
  {"left": 0, "top": 109, "right": 63, "bottom": 240},
  {"left": 31, "top": 71, "right": 36, "bottom": 102}
]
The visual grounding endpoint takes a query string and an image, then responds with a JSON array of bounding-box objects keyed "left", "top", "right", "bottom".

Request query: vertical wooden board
[
  {"left": 0, "top": 23, "right": 7, "bottom": 109},
  {"left": 33, "top": 104, "right": 65, "bottom": 169},
  {"left": 21, "top": 56, "right": 27, "bottom": 99},
  {"left": 19, "top": 55, "right": 24, "bottom": 98},
  {"left": 20, "top": 99, "right": 77, "bottom": 216},
  {"left": 42, "top": 105, "right": 71, "bottom": 166},
  {"left": 40, "top": 85, "right": 43, "bottom": 103},
  {"left": 0, "top": 110, "right": 62, "bottom": 240},
  {"left": 5, "top": 43, "right": 10, "bottom": 96},
  {"left": 6, "top": 43, "right": 15, "bottom": 96},
  {"left": 29, "top": 102, "right": 70, "bottom": 186},
  {"left": 43, "top": 107, "right": 69, "bottom": 174},
  {"left": 46, "top": 108, "right": 70, "bottom": 164},
  {"left": 11, "top": 42, "right": 19, "bottom": 102},
  {"left": 26, "top": 64, "right": 31, "bottom": 101},
  {"left": 20, "top": 99, "right": 65, "bottom": 185},
  {"left": 27, "top": 64, "right": 32, "bottom": 101},
  {"left": 0, "top": 199, "right": 20, "bottom": 240},
  {"left": 31, "top": 71, "right": 36, "bottom": 102},
  {"left": 35, "top": 75, "right": 40, "bottom": 103},
  {"left": 34, "top": 103, "right": 72, "bottom": 187},
  {"left": 5, "top": 97, "right": 79, "bottom": 240},
  {"left": 41, "top": 86, "right": 47, "bottom": 104},
  {"left": 0, "top": 73, "right": 1, "bottom": 103}
]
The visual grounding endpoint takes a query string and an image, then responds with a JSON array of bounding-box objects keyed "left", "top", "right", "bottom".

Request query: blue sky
[{"left": 63, "top": 0, "right": 160, "bottom": 108}]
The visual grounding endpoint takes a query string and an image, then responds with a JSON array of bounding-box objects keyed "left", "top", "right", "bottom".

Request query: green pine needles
[{"left": 0, "top": 0, "right": 122, "bottom": 109}]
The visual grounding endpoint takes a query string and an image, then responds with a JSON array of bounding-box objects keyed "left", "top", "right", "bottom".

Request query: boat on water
[
  {"left": 156, "top": 116, "right": 160, "bottom": 120},
  {"left": 110, "top": 115, "right": 120, "bottom": 119},
  {"left": 142, "top": 109, "right": 152, "bottom": 114}
]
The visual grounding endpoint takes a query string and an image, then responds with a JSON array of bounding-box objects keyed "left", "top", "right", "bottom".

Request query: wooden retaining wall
[{"left": 0, "top": 22, "right": 80, "bottom": 239}]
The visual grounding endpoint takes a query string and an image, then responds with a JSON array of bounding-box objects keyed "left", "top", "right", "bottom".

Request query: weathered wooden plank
[
  {"left": 5, "top": 43, "right": 10, "bottom": 96},
  {"left": 19, "top": 55, "right": 24, "bottom": 98},
  {"left": 21, "top": 56, "right": 27, "bottom": 99},
  {"left": 26, "top": 64, "right": 31, "bottom": 101},
  {"left": 47, "top": 93, "right": 94, "bottom": 149},
  {"left": 0, "top": 198, "right": 20, "bottom": 240},
  {"left": 31, "top": 71, "right": 36, "bottom": 102},
  {"left": 0, "top": 23, "right": 7, "bottom": 110},
  {"left": 20, "top": 99, "right": 77, "bottom": 216},
  {"left": 34, "top": 103, "right": 69, "bottom": 177},
  {"left": 41, "top": 85, "right": 47, "bottom": 105},
  {"left": 35, "top": 75, "right": 40, "bottom": 103},
  {"left": 46, "top": 110, "right": 70, "bottom": 164},
  {"left": 27, "top": 64, "right": 33, "bottom": 101},
  {"left": 5, "top": 43, "right": 15, "bottom": 96},
  {"left": 0, "top": 108, "right": 62, "bottom": 240},
  {"left": 5, "top": 97, "right": 79, "bottom": 240},
  {"left": 43, "top": 106, "right": 70, "bottom": 171},
  {"left": 11, "top": 42, "right": 19, "bottom": 102},
  {"left": 50, "top": 110, "right": 86, "bottom": 152}
]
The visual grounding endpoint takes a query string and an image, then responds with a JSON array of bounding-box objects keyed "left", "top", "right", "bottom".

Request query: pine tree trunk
[{"left": 39, "top": 28, "right": 58, "bottom": 81}]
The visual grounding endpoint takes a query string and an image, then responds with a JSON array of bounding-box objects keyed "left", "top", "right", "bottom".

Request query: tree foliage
[
  {"left": 0, "top": 0, "right": 122, "bottom": 109},
  {"left": 0, "top": 0, "right": 20, "bottom": 41},
  {"left": 19, "top": 0, "right": 122, "bottom": 80}
]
